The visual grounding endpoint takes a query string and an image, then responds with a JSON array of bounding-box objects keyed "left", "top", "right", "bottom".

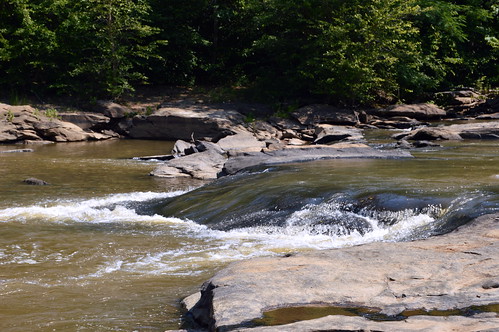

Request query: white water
[{"left": 0, "top": 191, "right": 442, "bottom": 277}]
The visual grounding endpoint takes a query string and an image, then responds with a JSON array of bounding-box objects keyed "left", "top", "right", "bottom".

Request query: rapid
[{"left": 1, "top": 135, "right": 498, "bottom": 331}]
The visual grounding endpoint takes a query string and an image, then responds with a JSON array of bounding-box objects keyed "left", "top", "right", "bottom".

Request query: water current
[{"left": 1, "top": 134, "right": 498, "bottom": 331}]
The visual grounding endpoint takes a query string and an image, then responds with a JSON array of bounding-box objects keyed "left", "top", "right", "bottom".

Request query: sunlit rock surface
[{"left": 184, "top": 213, "right": 499, "bottom": 331}]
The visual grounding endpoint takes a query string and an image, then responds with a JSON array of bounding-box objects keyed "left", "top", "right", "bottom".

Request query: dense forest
[{"left": 0, "top": 0, "right": 498, "bottom": 105}]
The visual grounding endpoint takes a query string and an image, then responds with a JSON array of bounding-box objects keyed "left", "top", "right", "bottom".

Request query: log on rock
[{"left": 185, "top": 213, "right": 499, "bottom": 331}]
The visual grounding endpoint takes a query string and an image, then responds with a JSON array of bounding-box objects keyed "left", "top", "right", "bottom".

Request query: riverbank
[{"left": 2, "top": 88, "right": 498, "bottom": 180}]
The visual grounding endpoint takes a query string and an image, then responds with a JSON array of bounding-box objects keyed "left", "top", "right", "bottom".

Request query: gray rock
[
  {"left": 93, "top": 100, "right": 129, "bottom": 118},
  {"left": 223, "top": 145, "right": 412, "bottom": 175},
  {"left": 23, "top": 177, "right": 49, "bottom": 185},
  {"left": 378, "top": 103, "right": 446, "bottom": 120},
  {"left": 172, "top": 139, "right": 198, "bottom": 157},
  {"left": 477, "top": 112, "right": 499, "bottom": 120},
  {"left": 0, "top": 148, "right": 34, "bottom": 153},
  {"left": 129, "top": 107, "right": 244, "bottom": 141},
  {"left": 151, "top": 146, "right": 227, "bottom": 180},
  {"left": 313, "top": 124, "right": 364, "bottom": 144},
  {"left": 291, "top": 104, "right": 359, "bottom": 125},
  {"left": 185, "top": 213, "right": 499, "bottom": 331},
  {"left": 397, "top": 121, "right": 499, "bottom": 141},
  {"left": 59, "top": 112, "right": 110, "bottom": 130},
  {"left": 217, "top": 132, "right": 266, "bottom": 156}
]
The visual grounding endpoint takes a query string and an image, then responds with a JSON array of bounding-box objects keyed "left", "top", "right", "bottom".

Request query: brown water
[{"left": 1, "top": 137, "right": 498, "bottom": 331}]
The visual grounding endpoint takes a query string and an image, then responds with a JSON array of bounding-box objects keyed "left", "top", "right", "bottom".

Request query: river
[{"left": 1, "top": 135, "right": 498, "bottom": 331}]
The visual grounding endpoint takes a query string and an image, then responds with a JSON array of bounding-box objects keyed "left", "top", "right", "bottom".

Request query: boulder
[
  {"left": 129, "top": 107, "right": 244, "bottom": 141},
  {"left": 313, "top": 124, "right": 364, "bottom": 144},
  {"left": 59, "top": 113, "right": 110, "bottom": 130},
  {"left": 291, "top": 104, "right": 359, "bottom": 126},
  {"left": 34, "top": 120, "right": 91, "bottom": 142},
  {"left": 151, "top": 145, "right": 227, "bottom": 180},
  {"left": 216, "top": 132, "right": 266, "bottom": 156},
  {"left": 93, "top": 100, "right": 129, "bottom": 118},
  {"left": 185, "top": 213, "right": 499, "bottom": 331},
  {"left": 378, "top": 103, "right": 446, "bottom": 120}
]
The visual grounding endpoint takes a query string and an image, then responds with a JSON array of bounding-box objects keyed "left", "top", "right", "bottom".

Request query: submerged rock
[
  {"left": 184, "top": 213, "right": 499, "bottom": 331},
  {"left": 23, "top": 177, "right": 49, "bottom": 185}
]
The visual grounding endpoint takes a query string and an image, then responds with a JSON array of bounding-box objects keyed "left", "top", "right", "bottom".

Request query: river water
[{"left": 1, "top": 135, "right": 498, "bottom": 331}]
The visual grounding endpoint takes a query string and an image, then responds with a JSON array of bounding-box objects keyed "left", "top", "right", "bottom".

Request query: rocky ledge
[{"left": 182, "top": 213, "right": 499, "bottom": 331}]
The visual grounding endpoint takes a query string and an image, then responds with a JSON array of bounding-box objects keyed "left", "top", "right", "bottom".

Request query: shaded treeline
[{"left": 0, "top": 0, "right": 497, "bottom": 105}]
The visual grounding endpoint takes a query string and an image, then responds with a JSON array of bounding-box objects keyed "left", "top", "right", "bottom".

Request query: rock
[
  {"left": 370, "top": 116, "right": 424, "bottom": 129},
  {"left": 93, "top": 100, "right": 129, "bottom": 118},
  {"left": 23, "top": 177, "right": 49, "bottom": 185},
  {"left": 151, "top": 146, "right": 227, "bottom": 180},
  {"left": 59, "top": 112, "right": 111, "bottom": 130},
  {"left": 34, "top": 120, "right": 90, "bottom": 142},
  {"left": 378, "top": 103, "right": 446, "bottom": 120},
  {"left": 0, "top": 148, "right": 34, "bottom": 153},
  {"left": 129, "top": 107, "right": 244, "bottom": 141},
  {"left": 233, "top": 315, "right": 499, "bottom": 332},
  {"left": 291, "top": 104, "right": 359, "bottom": 125},
  {"left": 185, "top": 213, "right": 499, "bottom": 331},
  {"left": 216, "top": 132, "right": 266, "bottom": 156},
  {"left": 477, "top": 112, "right": 499, "bottom": 120},
  {"left": 313, "top": 124, "right": 364, "bottom": 144},
  {"left": 1, "top": 103, "right": 114, "bottom": 143},
  {"left": 397, "top": 121, "right": 499, "bottom": 141},
  {"left": 172, "top": 139, "right": 198, "bottom": 157},
  {"left": 223, "top": 145, "right": 412, "bottom": 175}
]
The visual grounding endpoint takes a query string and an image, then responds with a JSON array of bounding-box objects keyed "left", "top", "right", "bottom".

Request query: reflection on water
[{"left": 0, "top": 138, "right": 498, "bottom": 331}]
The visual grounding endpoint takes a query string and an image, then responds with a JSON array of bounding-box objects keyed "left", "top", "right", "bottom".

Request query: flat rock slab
[
  {"left": 186, "top": 213, "right": 499, "bottom": 331},
  {"left": 223, "top": 145, "right": 412, "bottom": 175},
  {"left": 397, "top": 121, "right": 499, "bottom": 141}
]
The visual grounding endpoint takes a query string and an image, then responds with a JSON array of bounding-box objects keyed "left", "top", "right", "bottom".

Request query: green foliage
[
  {"left": 44, "top": 108, "right": 60, "bottom": 119},
  {"left": 0, "top": 0, "right": 497, "bottom": 104},
  {"left": 5, "top": 110, "right": 14, "bottom": 122}
]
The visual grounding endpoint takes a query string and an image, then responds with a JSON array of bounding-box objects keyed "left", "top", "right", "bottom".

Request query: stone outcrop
[
  {"left": 0, "top": 103, "right": 115, "bottom": 143},
  {"left": 184, "top": 213, "right": 499, "bottom": 331},
  {"left": 23, "top": 177, "right": 49, "bottom": 185}
]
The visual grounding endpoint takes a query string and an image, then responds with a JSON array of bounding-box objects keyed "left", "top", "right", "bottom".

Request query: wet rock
[
  {"left": 377, "top": 103, "right": 446, "bottom": 120},
  {"left": 291, "top": 104, "right": 359, "bottom": 126},
  {"left": 185, "top": 213, "right": 499, "bottom": 331},
  {"left": 129, "top": 107, "right": 244, "bottom": 141},
  {"left": 23, "top": 177, "right": 49, "bottom": 185},
  {"left": 0, "top": 148, "right": 34, "bottom": 153}
]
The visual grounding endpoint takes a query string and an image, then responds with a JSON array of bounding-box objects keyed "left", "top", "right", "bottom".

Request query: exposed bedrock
[{"left": 183, "top": 213, "right": 499, "bottom": 331}]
